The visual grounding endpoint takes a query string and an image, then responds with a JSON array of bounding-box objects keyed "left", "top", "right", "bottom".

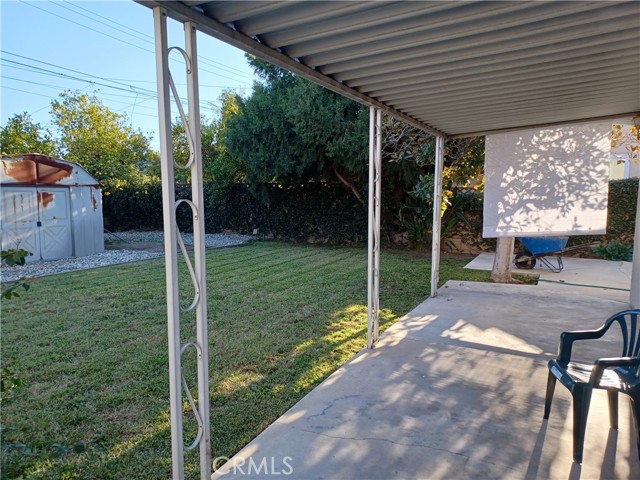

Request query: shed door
[
  {"left": 1, "top": 187, "right": 41, "bottom": 262},
  {"left": 37, "top": 188, "right": 72, "bottom": 260}
]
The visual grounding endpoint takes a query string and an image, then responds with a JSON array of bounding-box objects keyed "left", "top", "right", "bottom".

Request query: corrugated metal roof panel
[
  {"left": 139, "top": 1, "right": 640, "bottom": 137},
  {"left": 1, "top": 154, "right": 101, "bottom": 187},
  {"left": 259, "top": 2, "right": 460, "bottom": 50},
  {"left": 368, "top": 49, "right": 639, "bottom": 100},
  {"left": 298, "top": 2, "right": 621, "bottom": 67}
]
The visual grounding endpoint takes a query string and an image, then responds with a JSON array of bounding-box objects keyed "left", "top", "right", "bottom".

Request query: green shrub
[
  {"left": 592, "top": 241, "right": 634, "bottom": 261},
  {"left": 1, "top": 249, "right": 32, "bottom": 299}
]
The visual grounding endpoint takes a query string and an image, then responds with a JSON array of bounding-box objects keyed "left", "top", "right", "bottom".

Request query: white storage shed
[{"left": 1, "top": 154, "right": 104, "bottom": 262}]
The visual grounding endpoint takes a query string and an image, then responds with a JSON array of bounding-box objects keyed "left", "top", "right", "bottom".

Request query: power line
[
  {"left": 51, "top": 0, "right": 152, "bottom": 45},
  {"left": 61, "top": 0, "right": 150, "bottom": 39},
  {"left": 2, "top": 53, "right": 239, "bottom": 116},
  {"left": 2, "top": 51, "right": 157, "bottom": 95},
  {"left": 18, "top": 0, "right": 256, "bottom": 83},
  {"left": 1, "top": 75, "right": 158, "bottom": 108},
  {"left": 3, "top": 85, "right": 57, "bottom": 99},
  {"left": 2, "top": 85, "right": 217, "bottom": 125},
  {"left": 1, "top": 58, "right": 156, "bottom": 97},
  {"left": 2, "top": 64, "right": 157, "bottom": 102},
  {"left": 2, "top": 65, "right": 221, "bottom": 117},
  {"left": 1, "top": 62, "right": 220, "bottom": 107},
  {"left": 18, "top": 0, "right": 156, "bottom": 56},
  {"left": 26, "top": 84, "right": 96, "bottom": 118},
  {"left": 1, "top": 74, "right": 85, "bottom": 91},
  {"left": 60, "top": 0, "right": 256, "bottom": 81},
  {"left": 100, "top": 78, "right": 250, "bottom": 89},
  {"left": 61, "top": 0, "right": 251, "bottom": 83},
  {"left": 4, "top": 64, "right": 248, "bottom": 90}
]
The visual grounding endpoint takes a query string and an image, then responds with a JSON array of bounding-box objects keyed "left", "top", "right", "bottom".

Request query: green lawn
[{"left": 1, "top": 241, "right": 495, "bottom": 479}]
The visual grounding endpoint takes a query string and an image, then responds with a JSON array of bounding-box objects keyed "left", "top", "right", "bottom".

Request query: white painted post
[
  {"left": 374, "top": 108, "right": 382, "bottom": 343},
  {"left": 631, "top": 183, "right": 640, "bottom": 307},
  {"left": 430, "top": 135, "right": 445, "bottom": 297},
  {"left": 153, "top": 7, "right": 184, "bottom": 479},
  {"left": 367, "top": 107, "right": 382, "bottom": 348},
  {"left": 184, "top": 21, "right": 212, "bottom": 479},
  {"left": 367, "top": 107, "right": 374, "bottom": 348},
  {"left": 491, "top": 237, "right": 515, "bottom": 283}
]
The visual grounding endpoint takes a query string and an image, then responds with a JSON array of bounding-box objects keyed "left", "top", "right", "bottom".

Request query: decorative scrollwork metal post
[
  {"left": 153, "top": 7, "right": 211, "bottom": 480},
  {"left": 368, "top": 107, "right": 382, "bottom": 349}
]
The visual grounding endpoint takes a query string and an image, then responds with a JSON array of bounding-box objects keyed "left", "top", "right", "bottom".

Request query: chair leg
[
  {"left": 544, "top": 371, "right": 556, "bottom": 419},
  {"left": 572, "top": 385, "right": 593, "bottom": 463},
  {"left": 607, "top": 390, "right": 618, "bottom": 430}
]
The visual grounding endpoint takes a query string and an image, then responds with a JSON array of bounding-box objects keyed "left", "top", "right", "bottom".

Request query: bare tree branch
[{"left": 333, "top": 167, "right": 365, "bottom": 205}]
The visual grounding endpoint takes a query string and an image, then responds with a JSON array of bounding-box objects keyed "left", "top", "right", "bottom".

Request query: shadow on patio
[{"left": 213, "top": 279, "right": 637, "bottom": 479}]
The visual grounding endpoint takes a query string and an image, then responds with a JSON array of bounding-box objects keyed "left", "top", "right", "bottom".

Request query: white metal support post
[
  {"left": 367, "top": 107, "right": 382, "bottom": 348},
  {"left": 631, "top": 181, "right": 640, "bottom": 308},
  {"left": 153, "top": 8, "right": 211, "bottom": 480},
  {"left": 184, "top": 21, "right": 212, "bottom": 479},
  {"left": 430, "top": 135, "right": 445, "bottom": 298},
  {"left": 153, "top": 8, "right": 183, "bottom": 477}
]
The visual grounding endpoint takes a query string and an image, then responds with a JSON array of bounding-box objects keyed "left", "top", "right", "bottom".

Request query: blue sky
[{"left": 0, "top": 0, "right": 257, "bottom": 149}]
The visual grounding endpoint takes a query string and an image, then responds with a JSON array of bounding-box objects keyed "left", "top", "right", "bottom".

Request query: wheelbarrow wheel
[{"left": 515, "top": 252, "right": 536, "bottom": 269}]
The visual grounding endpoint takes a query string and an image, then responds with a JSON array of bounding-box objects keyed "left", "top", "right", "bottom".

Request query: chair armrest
[
  {"left": 557, "top": 328, "right": 607, "bottom": 363},
  {"left": 589, "top": 357, "right": 640, "bottom": 385}
]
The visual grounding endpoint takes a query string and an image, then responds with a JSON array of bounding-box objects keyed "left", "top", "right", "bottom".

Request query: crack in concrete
[
  {"left": 305, "top": 395, "right": 363, "bottom": 423},
  {"left": 292, "top": 425, "right": 470, "bottom": 460},
  {"left": 286, "top": 425, "right": 524, "bottom": 473}
]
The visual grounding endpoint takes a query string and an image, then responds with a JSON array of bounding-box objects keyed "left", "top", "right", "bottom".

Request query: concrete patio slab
[
  {"left": 465, "top": 253, "right": 632, "bottom": 298},
  {"left": 213, "top": 280, "right": 637, "bottom": 479}
]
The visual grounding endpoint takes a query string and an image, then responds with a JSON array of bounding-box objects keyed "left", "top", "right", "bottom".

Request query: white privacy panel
[{"left": 483, "top": 122, "right": 612, "bottom": 238}]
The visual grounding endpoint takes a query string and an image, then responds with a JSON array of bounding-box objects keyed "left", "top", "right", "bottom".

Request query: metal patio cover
[{"left": 140, "top": 0, "right": 640, "bottom": 138}]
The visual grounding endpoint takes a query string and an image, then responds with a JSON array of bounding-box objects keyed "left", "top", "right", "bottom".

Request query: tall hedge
[
  {"left": 104, "top": 183, "right": 367, "bottom": 243},
  {"left": 606, "top": 178, "right": 638, "bottom": 240},
  {"left": 103, "top": 178, "right": 638, "bottom": 247}
]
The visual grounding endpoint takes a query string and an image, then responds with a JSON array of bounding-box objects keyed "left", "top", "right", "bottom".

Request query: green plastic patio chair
[{"left": 543, "top": 309, "right": 640, "bottom": 463}]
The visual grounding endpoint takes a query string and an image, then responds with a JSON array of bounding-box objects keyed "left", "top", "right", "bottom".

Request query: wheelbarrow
[{"left": 514, "top": 236, "right": 569, "bottom": 273}]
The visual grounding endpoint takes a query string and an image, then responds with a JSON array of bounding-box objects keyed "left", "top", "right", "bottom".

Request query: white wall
[{"left": 483, "top": 122, "right": 611, "bottom": 238}]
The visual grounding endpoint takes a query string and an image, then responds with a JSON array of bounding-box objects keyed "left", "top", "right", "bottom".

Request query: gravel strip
[
  {"left": 1, "top": 231, "right": 254, "bottom": 282},
  {"left": 1, "top": 250, "right": 164, "bottom": 282},
  {"left": 104, "top": 231, "right": 254, "bottom": 248}
]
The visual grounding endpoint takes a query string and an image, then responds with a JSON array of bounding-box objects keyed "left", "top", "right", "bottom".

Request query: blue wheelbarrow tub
[{"left": 519, "top": 236, "right": 569, "bottom": 255}]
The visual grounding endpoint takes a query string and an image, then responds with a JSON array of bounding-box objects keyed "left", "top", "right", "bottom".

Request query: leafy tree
[
  {"left": 225, "top": 57, "right": 369, "bottom": 202},
  {"left": 611, "top": 122, "right": 640, "bottom": 169},
  {"left": 444, "top": 137, "right": 485, "bottom": 189},
  {"left": 0, "top": 113, "right": 57, "bottom": 156},
  {"left": 171, "top": 90, "right": 244, "bottom": 192},
  {"left": 226, "top": 57, "right": 484, "bottom": 205},
  {"left": 381, "top": 115, "right": 484, "bottom": 247},
  {"left": 225, "top": 56, "right": 486, "bottom": 247},
  {"left": 382, "top": 115, "right": 484, "bottom": 190},
  {"left": 210, "top": 90, "right": 246, "bottom": 193},
  {"left": 50, "top": 91, "right": 158, "bottom": 194}
]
